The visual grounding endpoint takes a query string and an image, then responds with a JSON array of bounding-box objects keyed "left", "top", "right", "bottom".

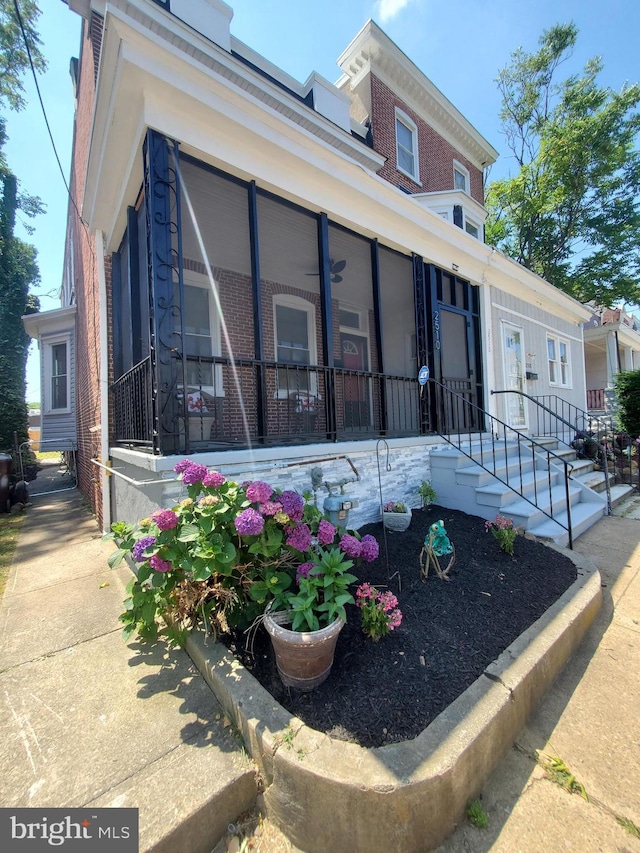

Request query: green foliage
[
  {"left": 485, "top": 23, "right": 640, "bottom": 306},
  {"left": 614, "top": 370, "right": 640, "bottom": 438},
  {"left": 466, "top": 800, "right": 488, "bottom": 829},
  {"left": 355, "top": 583, "right": 402, "bottom": 640},
  {"left": 105, "top": 464, "right": 378, "bottom": 643},
  {"left": 537, "top": 752, "right": 588, "bottom": 800},
  {"left": 418, "top": 481, "right": 437, "bottom": 507},
  {"left": 485, "top": 515, "right": 517, "bottom": 556},
  {"left": 0, "top": 1, "right": 46, "bottom": 113},
  {"left": 615, "top": 815, "right": 640, "bottom": 839}
]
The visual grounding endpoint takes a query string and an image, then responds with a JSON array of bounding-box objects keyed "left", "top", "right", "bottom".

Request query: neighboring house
[
  {"left": 583, "top": 308, "right": 640, "bottom": 415},
  {"left": 22, "top": 306, "right": 77, "bottom": 453},
  {"left": 25, "top": 0, "right": 592, "bottom": 533}
]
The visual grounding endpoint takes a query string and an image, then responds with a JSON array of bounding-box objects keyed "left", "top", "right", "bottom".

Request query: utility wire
[{"left": 12, "top": 0, "right": 84, "bottom": 227}]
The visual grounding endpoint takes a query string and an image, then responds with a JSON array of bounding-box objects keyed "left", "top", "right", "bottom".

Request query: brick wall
[
  {"left": 370, "top": 75, "right": 484, "bottom": 203},
  {"left": 67, "top": 16, "right": 104, "bottom": 526}
]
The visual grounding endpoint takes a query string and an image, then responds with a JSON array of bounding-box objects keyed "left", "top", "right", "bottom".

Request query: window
[
  {"left": 44, "top": 337, "right": 70, "bottom": 413},
  {"left": 273, "top": 295, "right": 317, "bottom": 396},
  {"left": 395, "top": 110, "right": 419, "bottom": 182},
  {"left": 453, "top": 161, "right": 470, "bottom": 194},
  {"left": 181, "top": 276, "right": 223, "bottom": 395},
  {"left": 547, "top": 335, "right": 571, "bottom": 387},
  {"left": 465, "top": 219, "right": 479, "bottom": 239}
]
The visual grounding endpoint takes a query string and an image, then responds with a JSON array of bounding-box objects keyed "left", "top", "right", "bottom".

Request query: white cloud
[{"left": 374, "top": 0, "right": 419, "bottom": 24}]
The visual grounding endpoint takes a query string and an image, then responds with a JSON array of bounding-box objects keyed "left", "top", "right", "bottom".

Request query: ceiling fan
[{"left": 306, "top": 258, "right": 347, "bottom": 284}]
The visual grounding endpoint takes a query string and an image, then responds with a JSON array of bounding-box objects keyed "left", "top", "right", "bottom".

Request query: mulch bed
[{"left": 227, "top": 506, "right": 577, "bottom": 749}]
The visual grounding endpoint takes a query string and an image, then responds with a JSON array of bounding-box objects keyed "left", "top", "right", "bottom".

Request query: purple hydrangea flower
[
  {"left": 150, "top": 554, "right": 172, "bottom": 573},
  {"left": 279, "top": 490, "right": 304, "bottom": 522},
  {"left": 339, "top": 533, "right": 362, "bottom": 559},
  {"left": 132, "top": 535, "right": 157, "bottom": 563},
  {"left": 246, "top": 481, "right": 273, "bottom": 504},
  {"left": 260, "top": 500, "right": 282, "bottom": 517},
  {"left": 296, "top": 562, "right": 315, "bottom": 586},
  {"left": 181, "top": 463, "right": 209, "bottom": 486},
  {"left": 234, "top": 508, "right": 265, "bottom": 536},
  {"left": 286, "top": 523, "right": 312, "bottom": 552},
  {"left": 153, "top": 509, "right": 179, "bottom": 531},
  {"left": 174, "top": 459, "right": 193, "bottom": 474},
  {"left": 360, "top": 534, "right": 379, "bottom": 562},
  {"left": 317, "top": 519, "right": 336, "bottom": 546},
  {"left": 203, "top": 471, "right": 226, "bottom": 488}
]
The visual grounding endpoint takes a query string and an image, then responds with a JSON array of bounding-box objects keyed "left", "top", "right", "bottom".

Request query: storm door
[{"left": 430, "top": 268, "right": 482, "bottom": 433}]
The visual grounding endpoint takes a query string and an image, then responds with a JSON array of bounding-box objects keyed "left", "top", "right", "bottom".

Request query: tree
[
  {"left": 0, "top": 0, "right": 46, "bottom": 459},
  {"left": 485, "top": 24, "right": 640, "bottom": 307}
]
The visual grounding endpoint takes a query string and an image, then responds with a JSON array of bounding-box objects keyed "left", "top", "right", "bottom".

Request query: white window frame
[
  {"left": 395, "top": 109, "right": 420, "bottom": 183},
  {"left": 273, "top": 293, "right": 318, "bottom": 399},
  {"left": 547, "top": 334, "right": 572, "bottom": 388},
  {"left": 182, "top": 272, "right": 224, "bottom": 399},
  {"left": 464, "top": 216, "right": 480, "bottom": 239},
  {"left": 453, "top": 160, "right": 470, "bottom": 194},
  {"left": 44, "top": 335, "right": 71, "bottom": 414}
]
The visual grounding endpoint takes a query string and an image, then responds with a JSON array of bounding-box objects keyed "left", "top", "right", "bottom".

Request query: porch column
[{"left": 143, "top": 129, "right": 186, "bottom": 456}]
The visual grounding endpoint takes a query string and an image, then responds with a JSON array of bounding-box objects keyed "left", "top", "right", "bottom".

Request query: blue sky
[{"left": 11, "top": 0, "right": 640, "bottom": 401}]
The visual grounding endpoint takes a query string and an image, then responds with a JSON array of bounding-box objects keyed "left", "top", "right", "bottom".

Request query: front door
[
  {"left": 431, "top": 269, "right": 482, "bottom": 433},
  {"left": 501, "top": 322, "right": 527, "bottom": 428},
  {"left": 341, "top": 331, "right": 371, "bottom": 429}
]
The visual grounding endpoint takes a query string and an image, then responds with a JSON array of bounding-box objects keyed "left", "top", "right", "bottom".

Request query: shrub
[{"left": 614, "top": 370, "right": 640, "bottom": 439}]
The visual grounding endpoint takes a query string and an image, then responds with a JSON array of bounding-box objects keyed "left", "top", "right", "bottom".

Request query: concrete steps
[{"left": 430, "top": 438, "right": 606, "bottom": 545}]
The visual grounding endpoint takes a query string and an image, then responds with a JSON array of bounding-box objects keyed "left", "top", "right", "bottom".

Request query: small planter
[
  {"left": 383, "top": 509, "right": 412, "bottom": 532},
  {"left": 264, "top": 613, "right": 344, "bottom": 691}
]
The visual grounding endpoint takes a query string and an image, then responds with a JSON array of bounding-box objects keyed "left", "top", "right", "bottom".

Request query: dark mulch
[{"left": 228, "top": 506, "right": 577, "bottom": 749}]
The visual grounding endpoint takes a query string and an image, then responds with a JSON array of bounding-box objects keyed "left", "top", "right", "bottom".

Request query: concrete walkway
[
  {"left": 0, "top": 477, "right": 256, "bottom": 853},
  {"left": 1, "top": 466, "right": 640, "bottom": 852},
  {"left": 438, "top": 508, "right": 640, "bottom": 852}
]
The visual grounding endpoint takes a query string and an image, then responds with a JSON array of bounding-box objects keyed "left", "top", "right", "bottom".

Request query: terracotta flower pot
[
  {"left": 383, "top": 509, "right": 412, "bottom": 532},
  {"left": 264, "top": 613, "right": 344, "bottom": 691}
]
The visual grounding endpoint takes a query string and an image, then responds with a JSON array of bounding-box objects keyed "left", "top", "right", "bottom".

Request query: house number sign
[{"left": 433, "top": 310, "right": 441, "bottom": 350}]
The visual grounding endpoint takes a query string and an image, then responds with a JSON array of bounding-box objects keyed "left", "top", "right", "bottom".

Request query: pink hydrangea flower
[
  {"left": 339, "top": 533, "right": 362, "bottom": 559},
  {"left": 182, "top": 463, "right": 209, "bottom": 486},
  {"left": 317, "top": 519, "right": 336, "bottom": 545},
  {"left": 260, "top": 500, "right": 282, "bottom": 517},
  {"left": 286, "top": 523, "right": 312, "bottom": 552},
  {"left": 150, "top": 554, "right": 172, "bottom": 573},
  {"left": 153, "top": 509, "right": 178, "bottom": 531},
  {"left": 203, "top": 471, "right": 226, "bottom": 488},
  {"left": 174, "top": 459, "right": 193, "bottom": 474},
  {"left": 246, "top": 481, "right": 273, "bottom": 504},
  {"left": 360, "top": 534, "right": 379, "bottom": 562}
]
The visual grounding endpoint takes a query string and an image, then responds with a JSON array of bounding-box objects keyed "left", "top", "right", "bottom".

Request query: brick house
[{"left": 25, "top": 0, "right": 594, "bottom": 533}]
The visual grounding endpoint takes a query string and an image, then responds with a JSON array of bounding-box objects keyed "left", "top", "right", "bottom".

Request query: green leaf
[
  {"left": 107, "top": 549, "right": 127, "bottom": 569},
  {"left": 177, "top": 524, "right": 200, "bottom": 542}
]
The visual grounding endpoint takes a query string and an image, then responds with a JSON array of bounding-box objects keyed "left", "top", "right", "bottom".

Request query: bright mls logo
[{"left": 1, "top": 808, "right": 138, "bottom": 851}]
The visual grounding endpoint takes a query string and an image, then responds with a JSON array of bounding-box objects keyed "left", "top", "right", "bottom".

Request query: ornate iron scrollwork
[{"left": 143, "top": 130, "right": 186, "bottom": 455}]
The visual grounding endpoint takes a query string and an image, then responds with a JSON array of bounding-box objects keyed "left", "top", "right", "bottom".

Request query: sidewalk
[
  {"left": 0, "top": 478, "right": 256, "bottom": 853},
  {"left": 1, "top": 472, "right": 640, "bottom": 852},
  {"left": 438, "top": 507, "right": 640, "bottom": 851}
]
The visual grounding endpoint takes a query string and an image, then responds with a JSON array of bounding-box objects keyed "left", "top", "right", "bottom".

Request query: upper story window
[
  {"left": 44, "top": 337, "right": 71, "bottom": 413},
  {"left": 465, "top": 218, "right": 480, "bottom": 239},
  {"left": 453, "top": 161, "right": 470, "bottom": 194},
  {"left": 395, "top": 109, "right": 420, "bottom": 182},
  {"left": 547, "top": 335, "right": 571, "bottom": 387}
]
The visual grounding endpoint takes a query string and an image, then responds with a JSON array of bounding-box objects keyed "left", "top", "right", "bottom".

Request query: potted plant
[
  {"left": 382, "top": 500, "right": 412, "bottom": 532},
  {"left": 105, "top": 460, "right": 379, "bottom": 690},
  {"left": 418, "top": 480, "right": 437, "bottom": 508}
]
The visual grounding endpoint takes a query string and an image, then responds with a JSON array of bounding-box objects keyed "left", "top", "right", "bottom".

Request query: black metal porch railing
[
  {"left": 492, "top": 390, "right": 639, "bottom": 506},
  {"left": 431, "top": 379, "right": 575, "bottom": 548},
  {"left": 112, "top": 354, "right": 423, "bottom": 453},
  {"left": 112, "top": 357, "right": 154, "bottom": 447}
]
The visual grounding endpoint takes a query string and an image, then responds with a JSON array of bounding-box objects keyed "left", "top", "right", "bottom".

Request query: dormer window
[
  {"left": 395, "top": 109, "right": 419, "bottom": 182},
  {"left": 453, "top": 161, "right": 470, "bottom": 194}
]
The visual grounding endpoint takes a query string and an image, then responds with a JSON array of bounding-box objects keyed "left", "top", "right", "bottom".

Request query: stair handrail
[
  {"left": 430, "top": 379, "right": 574, "bottom": 548},
  {"left": 490, "top": 389, "right": 612, "bottom": 514}
]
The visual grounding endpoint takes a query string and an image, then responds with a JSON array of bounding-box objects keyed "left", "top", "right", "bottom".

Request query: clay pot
[{"left": 264, "top": 613, "right": 344, "bottom": 691}]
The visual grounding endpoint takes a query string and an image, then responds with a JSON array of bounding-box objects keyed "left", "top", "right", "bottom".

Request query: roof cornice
[{"left": 337, "top": 20, "right": 498, "bottom": 170}]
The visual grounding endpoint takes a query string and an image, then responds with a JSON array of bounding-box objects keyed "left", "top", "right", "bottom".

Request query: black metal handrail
[
  {"left": 111, "top": 357, "right": 154, "bottom": 448},
  {"left": 431, "top": 379, "right": 574, "bottom": 548},
  {"left": 491, "top": 389, "right": 613, "bottom": 514}
]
